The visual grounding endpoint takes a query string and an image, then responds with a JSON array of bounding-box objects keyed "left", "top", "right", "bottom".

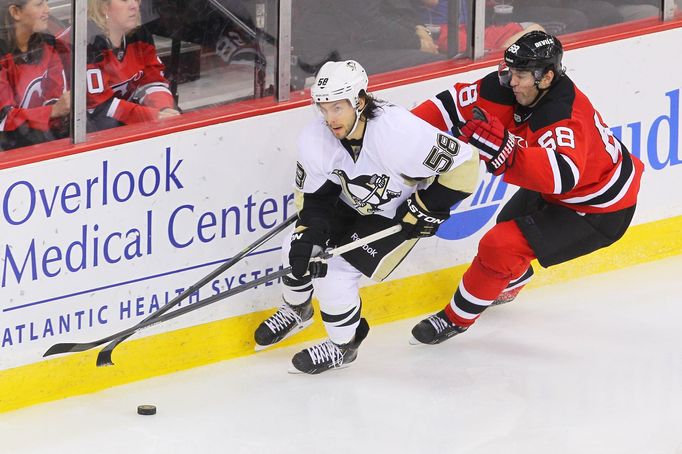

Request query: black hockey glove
[
  {"left": 394, "top": 192, "right": 450, "bottom": 239},
  {"left": 289, "top": 225, "right": 329, "bottom": 279},
  {"left": 460, "top": 107, "right": 522, "bottom": 175}
]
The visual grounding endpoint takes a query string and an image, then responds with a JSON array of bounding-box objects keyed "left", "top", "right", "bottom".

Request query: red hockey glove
[
  {"left": 394, "top": 192, "right": 450, "bottom": 239},
  {"left": 460, "top": 107, "right": 520, "bottom": 175}
]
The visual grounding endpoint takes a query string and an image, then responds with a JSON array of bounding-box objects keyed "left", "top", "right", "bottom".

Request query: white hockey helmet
[{"left": 311, "top": 60, "right": 369, "bottom": 109}]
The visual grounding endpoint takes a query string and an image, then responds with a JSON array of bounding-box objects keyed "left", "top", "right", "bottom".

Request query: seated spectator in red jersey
[
  {"left": 436, "top": 20, "right": 544, "bottom": 54},
  {"left": 415, "top": 0, "right": 544, "bottom": 54},
  {"left": 0, "top": 0, "right": 70, "bottom": 151},
  {"left": 86, "top": 0, "right": 179, "bottom": 132}
]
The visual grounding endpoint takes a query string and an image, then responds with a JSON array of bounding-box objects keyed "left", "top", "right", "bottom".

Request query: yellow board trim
[{"left": 2, "top": 215, "right": 681, "bottom": 413}]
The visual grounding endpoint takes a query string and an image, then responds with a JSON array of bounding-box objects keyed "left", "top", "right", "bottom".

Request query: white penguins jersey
[{"left": 294, "top": 103, "right": 474, "bottom": 218}]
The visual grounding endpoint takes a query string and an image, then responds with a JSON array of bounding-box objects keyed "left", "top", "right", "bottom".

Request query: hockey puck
[{"left": 137, "top": 405, "right": 157, "bottom": 415}]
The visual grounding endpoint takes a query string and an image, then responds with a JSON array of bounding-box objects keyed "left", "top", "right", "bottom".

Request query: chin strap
[
  {"left": 347, "top": 105, "right": 366, "bottom": 137},
  {"left": 527, "top": 78, "right": 552, "bottom": 107}
]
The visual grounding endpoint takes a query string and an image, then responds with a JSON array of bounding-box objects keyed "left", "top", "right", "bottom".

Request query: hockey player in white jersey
[{"left": 254, "top": 60, "right": 479, "bottom": 374}]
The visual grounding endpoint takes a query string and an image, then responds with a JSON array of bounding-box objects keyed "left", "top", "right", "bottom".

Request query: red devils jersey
[
  {"left": 87, "top": 25, "right": 174, "bottom": 125},
  {"left": 412, "top": 72, "right": 644, "bottom": 214},
  {"left": 0, "top": 34, "right": 67, "bottom": 132}
]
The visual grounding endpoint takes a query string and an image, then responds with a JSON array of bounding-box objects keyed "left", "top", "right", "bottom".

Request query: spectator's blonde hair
[{"left": 88, "top": 0, "right": 141, "bottom": 39}]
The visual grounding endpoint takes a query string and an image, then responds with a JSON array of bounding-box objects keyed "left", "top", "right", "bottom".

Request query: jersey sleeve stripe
[
  {"left": 562, "top": 155, "right": 580, "bottom": 189},
  {"left": 434, "top": 97, "right": 454, "bottom": 130},
  {"left": 559, "top": 147, "right": 635, "bottom": 208},
  {"left": 435, "top": 89, "right": 461, "bottom": 131},
  {"left": 106, "top": 98, "right": 121, "bottom": 118},
  {"left": 138, "top": 86, "right": 173, "bottom": 104},
  {"left": 555, "top": 152, "right": 579, "bottom": 194},
  {"left": 0, "top": 107, "right": 10, "bottom": 130},
  {"left": 136, "top": 82, "right": 170, "bottom": 92},
  {"left": 544, "top": 147, "right": 562, "bottom": 194},
  {"left": 590, "top": 165, "right": 636, "bottom": 208},
  {"left": 133, "top": 83, "right": 172, "bottom": 103}
]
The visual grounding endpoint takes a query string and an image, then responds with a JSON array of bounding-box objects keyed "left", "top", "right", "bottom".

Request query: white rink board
[{"left": 1, "top": 27, "right": 681, "bottom": 369}]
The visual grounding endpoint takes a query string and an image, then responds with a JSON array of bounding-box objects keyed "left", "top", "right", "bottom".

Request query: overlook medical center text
[{"left": 0, "top": 147, "right": 295, "bottom": 291}]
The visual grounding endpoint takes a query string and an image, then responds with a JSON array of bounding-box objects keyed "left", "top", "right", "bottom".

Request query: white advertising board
[{"left": 1, "top": 28, "right": 680, "bottom": 369}]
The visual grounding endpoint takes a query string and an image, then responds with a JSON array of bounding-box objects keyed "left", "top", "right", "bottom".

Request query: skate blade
[
  {"left": 408, "top": 336, "right": 424, "bottom": 346},
  {"left": 287, "top": 362, "right": 352, "bottom": 375},
  {"left": 254, "top": 319, "right": 314, "bottom": 352}
]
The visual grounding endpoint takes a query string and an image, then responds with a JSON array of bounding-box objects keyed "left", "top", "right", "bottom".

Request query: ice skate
[
  {"left": 409, "top": 309, "right": 467, "bottom": 345},
  {"left": 289, "top": 318, "right": 369, "bottom": 374},
  {"left": 254, "top": 299, "right": 313, "bottom": 351}
]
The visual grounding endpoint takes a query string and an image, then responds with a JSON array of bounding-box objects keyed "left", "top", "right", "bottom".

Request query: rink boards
[{"left": 1, "top": 26, "right": 681, "bottom": 412}]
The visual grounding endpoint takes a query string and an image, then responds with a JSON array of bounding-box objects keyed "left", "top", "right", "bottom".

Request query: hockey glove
[
  {"left": 289, "top": 225, "right": 329, "bottom": 279},
  {"left": 460, "top": 107, "right": 520, "bottom": 175},
  {"left": 394, "top": 192, "right": 450, "bottom": 239}
]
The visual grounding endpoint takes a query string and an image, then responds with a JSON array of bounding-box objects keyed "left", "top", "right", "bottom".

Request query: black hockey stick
[
  {"left": 44, "top": 213, "right": 296, "bottom": 359},
  {"left": 94, "top": 214, "right": 297, "bottom": 366},
  {"left": 44, "top": 224, "right": 402, "bottom": 363}
]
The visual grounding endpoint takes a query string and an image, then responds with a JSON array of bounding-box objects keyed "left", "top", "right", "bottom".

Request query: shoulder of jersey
[
  {"left": 87, "top": 23, "right": 110, "bottom": 63},
  {"left": 528, "top": 76, "right": 577, "bottom": 132},
  {"left": 36, "top": 33, "right": 57, "bottom": 47},
  {"left": 127, "top": 26, "right": 155, "bottom": 46},
  {"left": 0, "top": 38, "right": 10, "bottom": 57},
  {"left": 479, "top": 72, "right": 515, "bottom": 106},
  {"left": 369, "top": 102, "right": 416, "bottom": 131}
]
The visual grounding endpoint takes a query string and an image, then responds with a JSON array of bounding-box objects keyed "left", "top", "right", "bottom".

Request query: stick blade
[
  {"left": 96, "top": 348, "right": 115, "bottom": 367},
  {"left": 44, "top": 342, "right": 98, "bottom": 357}
]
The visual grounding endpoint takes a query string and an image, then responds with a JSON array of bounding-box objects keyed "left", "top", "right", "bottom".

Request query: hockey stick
[
  {"left": 43, "top": 224, "right": 402, "bottom": 363},
  {"left": 43, "top": 213, "right": 296, "bottom": 359},
  {"left": 94, "top": 214, "right": 297, "bottom": 366}
]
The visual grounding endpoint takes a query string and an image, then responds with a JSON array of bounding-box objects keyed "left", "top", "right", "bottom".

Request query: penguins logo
[{"left": 332, "top": 170, "right": 401, "bottom": 215}]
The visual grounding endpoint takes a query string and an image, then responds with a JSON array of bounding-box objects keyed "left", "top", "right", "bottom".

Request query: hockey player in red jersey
[
  {"left": 86, "top": 0, "right": 179, "bottom": 131},
  {"left": 0, "top": 0, "right": 70, "bottom": 150},
  {"left": 410, "top": 30, "right": 644, "bottom": 344}
]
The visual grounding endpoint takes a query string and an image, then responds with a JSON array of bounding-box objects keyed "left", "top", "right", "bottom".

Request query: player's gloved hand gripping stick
[
  {"left": 289, "top": 225, "right": 330, "bottom": 279},
  {"left": 394, "top": 191, "right": 450, "bottom": 239},
  {"left": 44, "top": 223, "right": 402, "bottom": 365}
]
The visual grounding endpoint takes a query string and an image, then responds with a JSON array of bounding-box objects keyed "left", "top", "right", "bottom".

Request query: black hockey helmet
[{"left": 499, "top": 31, "right": 565, "bottom": 87}]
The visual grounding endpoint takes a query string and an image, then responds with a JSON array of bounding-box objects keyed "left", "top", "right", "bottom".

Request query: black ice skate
[
  {"left": 410, "top": 309, "right": 467, "bottom": 345},
  {"left": 289, "top": 318, "right": 370, "bottom": 374},
  {"left": 254, "top": 299, "right": 314, "bottom": 351}
]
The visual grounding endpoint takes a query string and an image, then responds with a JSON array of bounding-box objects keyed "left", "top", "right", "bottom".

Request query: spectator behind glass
[
  {"left": 87, "top": 0, "right": 179, "bottom": 132},
  {"left": 509, "top": 0, "right": 659, "bottom": 35},
  {"left": 290, "top": 0, "right": 445, "bottom": 90},
  {"left": 0, "top": 0, "right": 70, "bottom": 151},
  {"left": 415, "top": 0, "right": 543, "bottom": 54}
]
